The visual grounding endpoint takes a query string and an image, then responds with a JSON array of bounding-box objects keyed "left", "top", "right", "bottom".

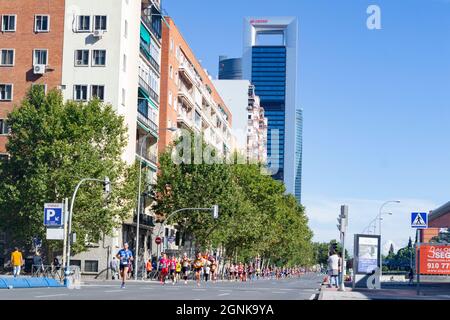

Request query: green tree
[{"left": 0, "top": 88, "right": 138, "bottom": 256}]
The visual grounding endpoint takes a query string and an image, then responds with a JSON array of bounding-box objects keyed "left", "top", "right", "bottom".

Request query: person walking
[
  {"left": 116, "top": 242, "right": 134, "bottom": 289},
  {"left": 110, "top": 257, "right": 119, "bottom": 280},
  {"left": 327, "top": 250, "right": 339, "bottom": 288},
  {"left": 32, "top": 251, "right": 43, "bottom": 274},
  {"left": 146, "top": 258, "right": 153, "bottom": 280},
  {"left": 11, "top": 247, "right": 23, "bottom": 278}
]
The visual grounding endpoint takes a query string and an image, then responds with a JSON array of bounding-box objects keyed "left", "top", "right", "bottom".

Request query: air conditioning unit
[
  {"left": 93, "top": 30, "right": 104, "bottom": 38},
  {"left": 33, "top": 64, "right": 46, "bottom": 75}
]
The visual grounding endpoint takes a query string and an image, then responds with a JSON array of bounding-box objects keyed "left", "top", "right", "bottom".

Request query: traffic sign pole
[{"left": 62, "top": 198, "right": 68, "bottom": 269}]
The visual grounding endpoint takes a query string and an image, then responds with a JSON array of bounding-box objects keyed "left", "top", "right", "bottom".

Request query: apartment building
[
  {"left": 213, "top": 80, "right": 267, "bottom": 163},
  {"left": 159, "top": 17, "right": 233, "bottom": 158},
  {"left": 0, "top": 0, "right": 65, "bottom": 156}
]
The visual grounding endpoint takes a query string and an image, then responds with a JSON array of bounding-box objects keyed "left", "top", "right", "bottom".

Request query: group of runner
[{"left": 115, "top": 243, "right": 307, "bottom": 289}]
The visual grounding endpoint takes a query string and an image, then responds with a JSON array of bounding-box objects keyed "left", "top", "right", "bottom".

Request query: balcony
[
  {"left": 140, "top": 39, "right": 160, "bottom": 72},
  {"left": 137, "top": 110, "right": 158, "bottom": 136},
  {"left": 177, "top": 109, "right": 193, "bottom": 128},
  {"left": 177, "top": 88, "right": 195, "bottom": 109},
  {"left": 139, "top": 76, "right": 159, "bottom": 103},
  {"left": 141, "top": 4, "right": 162, "bottom": 41},
  {"left": 133, "top": 213, "right": 155, "bottom": 228},
  {"left": 178, "top": 64, "right": 196, "bottom": 87}
]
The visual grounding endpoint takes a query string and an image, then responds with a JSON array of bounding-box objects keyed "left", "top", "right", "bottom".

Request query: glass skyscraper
[{"left": 242, "top": 17, "right": 302, "bottom": 203}]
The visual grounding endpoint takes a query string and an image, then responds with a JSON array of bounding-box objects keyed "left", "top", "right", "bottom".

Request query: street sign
[
  {"left": 46, "top": 228, "right": 64, "bottom": 240},
  {"left": 411, "top": 212, "right": 428, "bottom": 229},
  {"left": 155, "top": 237, "right": 162, "bottom": 245},
  {"left": 44, "top": 203, "right": 64, "bottom": 227},
  {"left": 33, "top": 237, "right": 42, "bottom": 248},
  {"left": 168, "top": 236, "right": 175, "bottom": 243}
]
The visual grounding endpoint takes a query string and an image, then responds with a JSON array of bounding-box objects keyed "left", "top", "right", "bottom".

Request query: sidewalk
[{"left": 319, "top": 284, "right": 450, "bottom": 300}]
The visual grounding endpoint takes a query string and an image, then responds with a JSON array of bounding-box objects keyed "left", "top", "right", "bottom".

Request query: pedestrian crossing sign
[{"left": 411, "top": 212, "right": 428, "bottom": 229}]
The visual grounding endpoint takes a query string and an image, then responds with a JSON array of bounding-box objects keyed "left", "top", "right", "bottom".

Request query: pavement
[
  {"left": 319, "top": 282, "right": 450, "bottom": 300},
  {"left": 0, "top": 273, "right": 323, "bottom": 300}
]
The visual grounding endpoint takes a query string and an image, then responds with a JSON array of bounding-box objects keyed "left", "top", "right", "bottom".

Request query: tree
[
  {"left": 0, "top": 88, "right": 138, "bottom": 256},
  {"left": 389, "top": 243, "right": 395, "bottom": 255}
]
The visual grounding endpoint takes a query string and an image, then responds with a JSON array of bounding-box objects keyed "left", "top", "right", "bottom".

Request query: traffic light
[
  {"left": 337, "top": 205, "right": 348, "bottom": 233},
  {"left": 103, "top": 176, "right": 111, "bottom": 197},
  {"left": 212, "top": 205, "right": 219, "bottom": 219}
]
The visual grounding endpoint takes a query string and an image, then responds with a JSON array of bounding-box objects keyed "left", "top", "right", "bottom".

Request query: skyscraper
[
  {"left": 295, "top": 109, "right": 303, "bottom": 204},
  {"left": 218, "top": 56, "right": 242, "bottom": 80},
  {"left": 242, "top": 17, "right": 301, "bottom": 202}
]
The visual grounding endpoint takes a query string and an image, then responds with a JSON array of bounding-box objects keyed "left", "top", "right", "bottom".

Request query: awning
[{"left": 140, "top": 23, "right": 151, "bottom": 44}]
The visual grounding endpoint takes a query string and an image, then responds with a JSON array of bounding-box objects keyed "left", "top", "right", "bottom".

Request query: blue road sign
[
  {"left": 411, "top": 212, "right": 428, "bottom": 229},
  {"left": 44, "top": 203, "right": 64, "bottom": 227}
]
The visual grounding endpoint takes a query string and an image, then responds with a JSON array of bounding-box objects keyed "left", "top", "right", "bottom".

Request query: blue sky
[{"left": 162, "top": 0, "right": 450, "bottom": 253}]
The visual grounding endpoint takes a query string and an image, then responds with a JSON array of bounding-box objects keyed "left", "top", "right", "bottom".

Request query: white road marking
[
  {"left": 192, "top": 288, "right": 206, "bottom": 291},
  {"left": 218, "top": 293, "right": 230, "bottom": 296},
  {"left": 309, "top": 294, "right": 316, "bottom": 300},
  {"left": 104, "top": 290, "right": 122, "bottom": 293},
  {"left": 272, "top": 291, "right": 287, "bottom": 294},
  {"left": 35, "top": 294, "right": 68, "bottom": 298},
  {"left": 219, "top": 289, "right": 232, "bottom": 292}
]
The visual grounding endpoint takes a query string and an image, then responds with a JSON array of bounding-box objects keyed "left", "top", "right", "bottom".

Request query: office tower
[
  {"left": 295, "top": 109, "right": 303, "bottom": 204},
  {"left": 218, "top": 56, "right": 242, "bottom": 80},
  {"left": 242, "top": 17, "right": 301, "bottom": 202},
  {"left": 214, "top": 80, "right": 267, "bottom": 163}
]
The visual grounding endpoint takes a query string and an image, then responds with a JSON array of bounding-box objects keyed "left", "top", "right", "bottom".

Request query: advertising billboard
[
  {"left": 418, "top": 244, "right": 450, "bottom": 275},
  {"left": 354, "top": 234, "right": 381, "bottom": 275}
]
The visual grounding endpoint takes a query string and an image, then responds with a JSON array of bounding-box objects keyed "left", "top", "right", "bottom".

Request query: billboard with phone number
[{"left": 418, "top": 244, "right": 450, "bottom": 275}]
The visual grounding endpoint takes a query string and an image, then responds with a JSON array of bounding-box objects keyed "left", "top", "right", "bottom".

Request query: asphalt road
[{"left": 0, "top": 273, "right": 322, "bottom": 300}]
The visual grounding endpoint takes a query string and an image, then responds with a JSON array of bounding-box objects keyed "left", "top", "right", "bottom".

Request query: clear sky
[{"left": 162, "top": 0, "right": 450, "bottom": 253}]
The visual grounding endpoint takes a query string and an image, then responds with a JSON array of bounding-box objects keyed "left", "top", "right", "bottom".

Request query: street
[{"left": 0, "top": 273, "right": 322, "bottom": 300}]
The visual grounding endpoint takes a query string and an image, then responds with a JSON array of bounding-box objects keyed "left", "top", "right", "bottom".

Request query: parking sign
[{"left": 44, "top": 203, "right": 64, "bottom": 227}]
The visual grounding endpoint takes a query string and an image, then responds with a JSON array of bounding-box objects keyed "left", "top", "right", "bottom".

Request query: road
[{"left": 0, "top": 273, "right": 322, "bottom": 300}]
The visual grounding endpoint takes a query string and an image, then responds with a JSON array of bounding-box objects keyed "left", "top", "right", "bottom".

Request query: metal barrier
[{"left": 31, "top": 265, "right": 64, "bottom": 282}]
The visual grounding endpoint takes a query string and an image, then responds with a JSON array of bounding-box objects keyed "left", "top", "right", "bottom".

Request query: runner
[
  {"left": 238, "top": 262, "right": 243, "bottom": 282},
  {"left": 181, "top": 253, "right": 191, "bottom": 284},
  {"left": 193, "top": 252, "right": 204, "bottom": 287},
  {"left": 229, "top": 263, "right": 235, "bottom": 281},
  {"left": 203, "top": 258, "right": 211, "bottom": 283},
  {"left": 210, "top": 258, "right": 217, "bottom": 283},
  {"left": 169, "top": 255, "right": 177, "bottom": 285},
  {"left": 116, "top": 243, "right": 133, "bottom": 289},
  {"left": 175, "top": 257, "right": 182, "bottom": 283},
  {"left": 159, "top": 253, "right": 169, "bottom": 285}
]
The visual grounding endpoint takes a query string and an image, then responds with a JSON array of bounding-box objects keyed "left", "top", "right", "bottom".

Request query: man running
[
  {"left": 169, "top": 256, "right": 177, "bottom": 285},
  {"left": 181, "top": 253, "right": 191, "bottom": 284},
  {"left": 193, "top": 253, "right": 204, "bottom": 287},
  {"left": 159, "top": 253, "right": 169, "bottom": 285},
  {"left": 116, "top": 243, "right": 133, "bottom": 289}
]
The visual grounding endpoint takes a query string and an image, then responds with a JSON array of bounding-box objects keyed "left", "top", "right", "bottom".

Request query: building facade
[
  {"left": 213, "top": 80, "right": 267, "bottom": 163},
  {"left": 218, "top": 56, "right": 242, "bottom": 80},
  {"left": 0, "top": 0, "right": 66, "bottom": 156},
  {"left": 159, "top": 17, "right": 233, "bottom": 158},
  {"left": 242, "top": 17, "right": 301, "bottom": 203},
  {"left": 295, "top": 109, "right": 303, "bottom": 203}
]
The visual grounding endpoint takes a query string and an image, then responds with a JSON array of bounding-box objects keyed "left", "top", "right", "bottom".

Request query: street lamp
[
  {"left": 134, "top": 126, "right": 177, "bottom": 281},
  {"left": 377, "top": 200, "right": 400, "bottom": 284}
]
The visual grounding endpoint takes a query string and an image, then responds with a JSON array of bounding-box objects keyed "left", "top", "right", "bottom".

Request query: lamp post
[
  {"left": 377, "top": 200, "right": 400, "bottom": 285},
  {"left": 134, "top": 126, "right": 176, "bottom": 281}
]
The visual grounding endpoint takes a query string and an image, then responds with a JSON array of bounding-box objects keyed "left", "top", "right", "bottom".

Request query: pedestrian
[
  {"left": 408, "top": 268, "right": 414, "bottom": 286},
  {"left": 53, "top": 257, "right": 61, "bottom": 272},
  {"left": 169, "top": 256, "right": 177, "bottom": 285},
  {"left": 146, "top": 258, "right": 153, "bottom": 279},
  {"left": 110, "top": 257, "right": 119, "bottom": 280},
  {"left": 203, "top": 258, "right": 211, "bottom": 283},
  {"left": 175, "top": 258, "right": 182, "bottom": 282},
  {"left": 32, "top": 251, "right": 43, "bottom": 274},
  {"left": 327, "top": 250, "right": 339, "bottom": 288},
  {"left": 116, "top": 242, "right": 134, "bottom": 289},
  {"left": 11, "top": 247, "right": 24, "bottom": 278}
]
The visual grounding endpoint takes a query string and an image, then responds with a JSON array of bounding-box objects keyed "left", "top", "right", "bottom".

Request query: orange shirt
[{"left": 11, "top": 251, "right": 23, "bottom": 266}]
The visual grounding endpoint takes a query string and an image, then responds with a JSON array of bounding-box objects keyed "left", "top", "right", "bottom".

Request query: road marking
[
  {"left": 192, "top": 288, "right": 206, "bottom": 291},
  {"left": 309, "top": 294, "right": 316, "bottom": 300},
  {"left": 219, "top": 290, "right": 232, "bottom": 292},
  {"left": 104, "top": 290, "right": 122, "bottom": 293},
  {"left": 244, "top": 291, "right": 256, "bottom": 293},
  {"left": 280, "top": 288, "right": 295, "bottom": 291},
  {"left": 272, "top": 291, "right": 287, "bottom": 294},
  {"left": 218, "top": 293, "right": 230, "bottom": 296},
  {"left": 35, "top": 294, "right": 68, "bottom": 298}
]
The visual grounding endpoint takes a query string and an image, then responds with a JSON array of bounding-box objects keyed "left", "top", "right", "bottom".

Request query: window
[
  {"left": 170, "top": 38, "right": 174, "bottom": 51},
  {"left": 0, "top": 49, "right": 14, "bottom": 66},
  {"left": 1, "top": 15, "right": 16, "bottom": 32},
  {"left": 34, "top": 15, "right": 50, "bottom": 32},
  {"left": 84, "top": 260, "right": 98, "bottom": 273},
  {"left": 33, "top": 49, "right": 48, "bottom": 65},
  {"left": 0, "top": 84, "right": 13, "bottom": 101},
  {"left": 121, "top": 88, "right": 126, "bottom": 106},
  {"left": 0, "top": 119, "right": 10, "bottom": 134},
  {"left": 70, "top": 260, "right": 81, "bottom": 268},
  {"left": 75, "top": 50, "right": 89, "bottom": 66},
  {"left": 123, "top": 54, "right": 126, "bottom": 72},
  {"left": 124, "top": 20, "right": 128, "bottom": 38},
  {"left": 92, "top": 50, "right": 106, "bottom": 66},
  {"left": 168, "top": 91, "right": 172, "bottom": 106},
  {"left": 77, "top": 15, "right": 91, "bottom": 32},
  {"left": 169, "top": 65, "right": 173, "bottom": 79},
  {"left": 91, "top": 85, "right": 104, "bottom": 101},
  {"left": 94, "top": 15, "right": 107, "bottom": 31},
  {"left": 31, "top": 83, "right": 47, "bottom": 94},
  {"left": 74, "top": 85, "right": 88, "bottom": 101}
]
